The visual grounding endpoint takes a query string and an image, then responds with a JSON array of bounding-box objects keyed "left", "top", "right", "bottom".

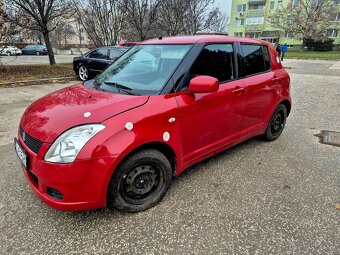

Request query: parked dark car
[
  {"left": 73, "top": 46, "right": 128, "bottom": 81},
  {"left": 21, "top": 45, "right": 48, "bottom": 55}
]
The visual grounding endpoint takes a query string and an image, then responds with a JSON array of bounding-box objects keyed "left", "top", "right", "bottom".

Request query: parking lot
[
  {"left": 0, "top": 59, "right": 339, "bottom": 254},
  {"left": 0, "top": 54, "right": 79, "bottom": 65}
]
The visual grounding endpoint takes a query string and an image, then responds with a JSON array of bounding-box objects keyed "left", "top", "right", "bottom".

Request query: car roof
[
  {"left": 141, "top": 35, "right": 270, "bottom": 46},
  {"left": 97, "top": 46, "right": 128, "bottom": 52}
]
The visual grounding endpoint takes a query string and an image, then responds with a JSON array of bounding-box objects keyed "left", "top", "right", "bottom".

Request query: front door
[{"left": 175, "top": 43, "right": 246, "bottom": 164}]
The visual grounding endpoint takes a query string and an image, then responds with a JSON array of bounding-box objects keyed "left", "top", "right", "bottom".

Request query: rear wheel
[
  {"left": 78, "top": 66, "right": 89, "bottom": 81},
  {"left": 108, "top": 149, "right": 172, "bottom": 212},
  {"left": 6, "top": 51, "right": 11, "bottom": 56},
  {"left": 264, "top": 104, "right": 287, "bottom": 141},
  {"left": 36, "top": 51, "right": 40, "bottom": 56}
]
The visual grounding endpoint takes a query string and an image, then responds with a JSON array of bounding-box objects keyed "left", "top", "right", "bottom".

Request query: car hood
[{"left": 20, "top": 84, "right": 149, "bottom": 143}]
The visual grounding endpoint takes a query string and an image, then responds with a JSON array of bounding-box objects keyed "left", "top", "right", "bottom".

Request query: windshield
[{"left": 94, "top": 44, "right": 192, "bottom": 95}]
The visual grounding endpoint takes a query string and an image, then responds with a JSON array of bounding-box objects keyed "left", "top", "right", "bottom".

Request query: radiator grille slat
[{"left": 20, "top": 127, "right": 43, "bottom": 154}]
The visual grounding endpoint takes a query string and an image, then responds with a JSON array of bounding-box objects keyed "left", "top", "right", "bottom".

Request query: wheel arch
[
  {"left": 105, "top": 141, "right": 177, "bottom": 207},
  {"left": 279, "top": 99, "right": 291, "bottom": 116},
  {"left": 115, "top": 141, "right": 177, "bottom": 177}
]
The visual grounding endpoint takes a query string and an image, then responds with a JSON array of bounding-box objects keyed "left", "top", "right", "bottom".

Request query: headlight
[{"left": 44, "top": 124, "right": 105, "bottom": 163}]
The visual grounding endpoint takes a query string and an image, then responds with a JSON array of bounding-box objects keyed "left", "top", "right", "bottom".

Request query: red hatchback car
[{"left": 15, "top": 36, "right": 291, "bottom": 212}]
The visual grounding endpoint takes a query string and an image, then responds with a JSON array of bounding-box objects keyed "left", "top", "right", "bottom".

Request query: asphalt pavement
[{"left": 0, "top": 60, "right": 339, "bottom": 254}]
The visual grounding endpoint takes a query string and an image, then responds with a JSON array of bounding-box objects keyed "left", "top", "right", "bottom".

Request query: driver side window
[{"left": 190, "top": 44, "right": 235, "bottom": 83}]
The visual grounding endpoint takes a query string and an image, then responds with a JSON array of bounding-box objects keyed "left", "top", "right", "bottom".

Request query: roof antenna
[{"left": 159, "top": 36, "right": 163, "bottom": 40}]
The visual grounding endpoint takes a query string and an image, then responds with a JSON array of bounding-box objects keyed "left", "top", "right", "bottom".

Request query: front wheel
[
  {"left": 108, "top": 149, "right": 172, "bottom": 212},
  {"left": 78, "top": 65, "right": 89, "bottom": 81},
  {"left": 36, "top": 51, "right": 40, "bottom": 56},
  {"left": 6, "top": 51, "right": 11, "bottom": 56},
  {"left": 263, "top": 104, "right": 287, "bottom": 141}
]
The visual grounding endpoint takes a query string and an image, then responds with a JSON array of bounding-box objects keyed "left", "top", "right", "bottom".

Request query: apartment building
[{"left": 229, "top": 0, "right": 340, "bottom": 49}]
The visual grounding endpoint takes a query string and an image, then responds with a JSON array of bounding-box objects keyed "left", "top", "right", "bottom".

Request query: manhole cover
[{"left": 315, "top": 130, "right": 340, "bottom": 147}]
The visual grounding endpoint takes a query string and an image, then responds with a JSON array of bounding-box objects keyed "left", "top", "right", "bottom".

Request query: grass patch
[
  {"left": 286, "top": 51, "right": 340, "bottom": 60},
  {"left": 0, "top": 63, "right": 76, "bottom": 84}
]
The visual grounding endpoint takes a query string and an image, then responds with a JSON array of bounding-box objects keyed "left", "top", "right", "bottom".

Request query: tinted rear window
[{"left": 241, "top": 44, "right": 270, "bottom": 76}]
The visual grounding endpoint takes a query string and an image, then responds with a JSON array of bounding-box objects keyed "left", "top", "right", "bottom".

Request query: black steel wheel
[
  {"left": 264, "top": 104, "right": 287, "bottom": 141},
  {"left": 108, "top": 149, "right": 172, "bottom": 212}
]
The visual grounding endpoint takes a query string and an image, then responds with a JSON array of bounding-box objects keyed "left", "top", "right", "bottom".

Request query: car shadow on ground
[{"left": 50, "top": 135, "right": 267, "bottom": 220}]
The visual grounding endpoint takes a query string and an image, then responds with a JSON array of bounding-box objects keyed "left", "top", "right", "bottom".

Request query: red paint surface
[{"left": 17, "top": 36, "right": 291, "bottom": 211}]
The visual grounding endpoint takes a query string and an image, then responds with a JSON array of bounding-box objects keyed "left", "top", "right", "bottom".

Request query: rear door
[
  {"left": 175, "top": 43, "right": 246, "bottom": 164},
  {"left": 240, "top": 44, "right": 278, "bottom": 133}
]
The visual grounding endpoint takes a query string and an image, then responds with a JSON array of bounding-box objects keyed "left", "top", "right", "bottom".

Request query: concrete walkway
[
  {"left": 328, "top": 61, "right": 340, "bottom": 70},
  {"left": 0, "top": 81, "right": 77, "bottom": 146}
]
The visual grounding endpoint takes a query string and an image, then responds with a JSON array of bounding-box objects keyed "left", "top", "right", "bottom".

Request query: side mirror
[{"left": 187, "top": 75, "right": 219, "bottom": 94}]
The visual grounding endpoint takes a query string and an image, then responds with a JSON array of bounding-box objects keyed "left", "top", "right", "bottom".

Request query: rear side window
[
  {"left": 241, "top": 44, "right": 270, "bottom": 76},
  {"left": 190, "top": 44, "right": 235, "bottom": 83},
  {"left": 88, "top": 49, "right": 108, "bottom": 60}
]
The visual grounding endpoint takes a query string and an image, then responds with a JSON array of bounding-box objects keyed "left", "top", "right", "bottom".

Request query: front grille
[{"left": 20, "top": 127, "right": 43, "bottom": 154}]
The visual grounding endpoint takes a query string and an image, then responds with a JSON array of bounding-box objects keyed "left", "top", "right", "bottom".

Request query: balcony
[
  {"left": 247, "top": 9, "right": 265, "bottom": 17},
  {"left": 248, "top": 0, "right": 266, "bottom": 4},
  {"left": 245, "top": 24, "right": 264, "bottom": 32}
]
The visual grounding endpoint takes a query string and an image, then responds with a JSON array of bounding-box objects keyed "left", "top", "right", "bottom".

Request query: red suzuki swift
[{"left": 15, "top": 36, "right": 291, "bottom": 212}]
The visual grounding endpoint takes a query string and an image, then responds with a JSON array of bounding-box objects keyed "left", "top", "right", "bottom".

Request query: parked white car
[{"left": 0, "top": 46, "right": 22, "bottom": 56}]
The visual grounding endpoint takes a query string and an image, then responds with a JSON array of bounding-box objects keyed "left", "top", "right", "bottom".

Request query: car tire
[
  {"left": 108, "top": 149, "right": 172, "bottom": 213},
  {"left": 6, "top": 51, "right": 11, "bottom": 56},
  {"left": 78, "top": 65, "right": 89, "bottom": 81},
  {"left": 263, "top": 104, "right": 287, "bottom": 141},
  {"left": 36, "top": 51, "right": 40, "bottom": 56}
]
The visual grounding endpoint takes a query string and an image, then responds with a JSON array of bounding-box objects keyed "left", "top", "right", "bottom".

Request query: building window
[
  {"left": 327, "top": 29, "right": 338, "bottom": 38},
  {"left": 250, "top": 4, "right": 264, "bottom": 9},
  {"left": 284, "top": 31, "right": 294, "bottom": 38},
  {"left": 278, "top": 0, "right": 283, "bottom": 8},
  {"left": 235, "top": 18, "right": 245, "bottom": 27},
  {"left": 246, "top": 17, "right": 264, "bottom": 25},
  {"left": 270, "top": 1, "right": 275, "bottom": 9},
  {"left": 235, "top": 32, "right": 243, "bottom": 37},
  {"left": 237, "top": 4, "right": 246, "bottom": 13},
  {"left": 246, "top": 32, "right": 261, "bottom": 38}
]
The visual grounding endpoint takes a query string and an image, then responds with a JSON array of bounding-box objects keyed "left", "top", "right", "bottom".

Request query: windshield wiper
[{"left": 103, "top": 81, "right": 140, "bottom": 96}]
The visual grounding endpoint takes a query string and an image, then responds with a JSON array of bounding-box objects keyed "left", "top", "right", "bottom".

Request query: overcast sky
[{"left": 214, "top": 0, "right": 232, "bottom": 16}]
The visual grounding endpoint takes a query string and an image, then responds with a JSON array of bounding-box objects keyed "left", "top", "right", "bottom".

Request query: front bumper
[{"left": 16, "top": 135, "right": 118, "bottom": 211}]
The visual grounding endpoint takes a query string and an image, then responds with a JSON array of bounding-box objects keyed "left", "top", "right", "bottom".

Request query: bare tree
[
  {"left": 4, "top": 0, "right": 72, "bottom": 65},
  {"left": 204, "top": 8, "right": 229, "bottom": 33},
  {"left": 121, "top": 0, "right": 161, "bottom": 41},
  {"left": 72, "top": 0, "right": 125, "bottom": 47},
  {"left": 183, "top": 0, "right": 215, "bottom": 35},
  {"left": 269, "top": 0, "right": 339, "bottom": 50},
  {"left": 51, "top": 20, "right": 75, "bottom": 47},
  {"left": 154, "top": 0, "right": 227, "bottom": 37},
  {"left": 156, "top": 0, "right": 189, "bottom": 36}
]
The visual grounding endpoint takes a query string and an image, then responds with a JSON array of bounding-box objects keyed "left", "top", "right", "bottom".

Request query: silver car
[{"left": 0, "top": 46, "right": 22, "bottom": 56}]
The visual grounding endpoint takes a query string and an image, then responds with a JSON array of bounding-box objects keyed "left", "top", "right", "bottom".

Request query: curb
[{"left": 0, "top": 77, "right": 77, "bottom": 88}]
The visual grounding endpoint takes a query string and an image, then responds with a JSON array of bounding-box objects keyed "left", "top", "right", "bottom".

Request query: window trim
[
  {"left": 238, "top": 43, "right": 272, "bottom": 79},
  {"left": 188, "top": 42, "right": 238, "bottom": 85}
]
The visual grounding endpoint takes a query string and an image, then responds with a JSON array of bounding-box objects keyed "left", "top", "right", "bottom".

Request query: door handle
[{"left": 232, "top": 86, "right": 245, "bottom": 94}]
